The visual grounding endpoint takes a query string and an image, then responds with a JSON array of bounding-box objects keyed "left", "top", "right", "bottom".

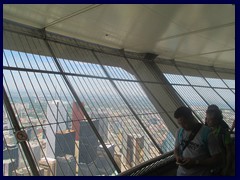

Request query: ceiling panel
[
  {"left": 3, "top": 4, "right": 96, "bottom": 28},
  {"left": 155, "top": 31, "right": 233, "bottom": 58},
  {"left": 177, "top": 50, "right": 235, "bottom": 69},
  {"left": 3, "top": 4, "right": 235, "bottom": 70},
  {"left": 144, "top": 4, "right": 235, "bottom": 31}
]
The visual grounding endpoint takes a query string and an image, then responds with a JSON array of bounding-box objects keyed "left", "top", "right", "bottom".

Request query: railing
[
  {"left": 118, "top": 150, "right": 176, "bottom": 176},
  {"left": 118, "top": 135, "right": 236, "bottom": 176}
]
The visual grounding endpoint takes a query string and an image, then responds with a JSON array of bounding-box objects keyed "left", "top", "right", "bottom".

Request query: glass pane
[
  {"left": 205, "top": 78, "right": 227, "bottom": 88},
  {"left": 164, "top": 74, "right": 189, "bottom": 85},
  {"left": 185, "top": 76, "right": 209, "bottom": 86}
]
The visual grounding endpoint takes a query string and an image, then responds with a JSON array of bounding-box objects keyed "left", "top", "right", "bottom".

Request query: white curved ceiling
[{"left": 3, "top": 4, "right": 235, "bottom": 69}]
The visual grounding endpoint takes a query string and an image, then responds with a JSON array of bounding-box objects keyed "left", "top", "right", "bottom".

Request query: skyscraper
[
  {"left": 3, "top": 137, "right": 5, "bottom": 150},
  {"left": 3, "top": 145, "right": 18, "bottom": 169},
  {"left": 18, "top": 141, "right": 41, "bottom": 169},
  {"left": 79, "top": 119, "right": 99, "bottom": 164},
  {"left": 126, "top": 134, "right": 134, "bottom": 167},
  {"left": 78, "top": 162, "right": 98, "bottom": 176},
  {"left": 112, "top": 118, "right": 122, "bottom": 134},
  {"left": 46, "top": 100, "right": 68, "bottom": 158},
  {"left": 123, "top": 134, "right": 145, "bottom": 168},
  {"left": 39, "top": 158, "right": 56, "bottom": 176},
  {"left": 3, "top": 159, "right": 15, "bottom": 176},
  {"left": 135, "top": 135, "right": 144, "bottom": 164},
  {"left": 114, "top": 153, "right": 122, "bottom": 171},
  {"left": 26, "top": 128, "right": 33, "bottom": 141},
  {"left": 71, "top": 101, "right": 85, "bottom": 141},
  {"left": 92, "top": 111, "right": 109, "bottom": 143},
  {"left": 55, "top": 129, "right": 76, "bottom": 157},
  {"left": 4, "top": 134, "right": 16, "bottom": 146},
  {"left": 30, "top": 141, "right": 41, "bottom": 165},
  {"left": 12, "top": 166, "right": 44, "bottom": 176},
  {"left": 56, "top": 154, "right": 76, "bottom": 176},
  {"left": 96, "top": 144, "right": 115, "bottom": 175}
]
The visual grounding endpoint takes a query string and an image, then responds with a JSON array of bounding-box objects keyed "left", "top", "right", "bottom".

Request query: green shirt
[{"left": 212, "top": 125, "right": 231, "bottom": 148}]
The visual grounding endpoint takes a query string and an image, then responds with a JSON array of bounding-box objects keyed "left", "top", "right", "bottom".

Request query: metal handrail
[{"left": 118, "top": 150, "right": 175, "bottom": 176}]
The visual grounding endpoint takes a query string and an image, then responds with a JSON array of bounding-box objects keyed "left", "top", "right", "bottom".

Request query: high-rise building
[
  {"left": 39, "top": 158, "right": 56, "bottom": 176},
  {"left": 78, "top": 162, "right": 98, "bottom": 176},
  {"left": 79, "top": 119, "right": 99, "bottom": 164},
  {"left": 18, "top": 141, "right": 41, "bottom": 169},
  {"left": 12, "top": 166, "right": 44, "bottom": 176},
  {"left": 46, "top": 100, "right": 68, "bottom": 158},
  {"left": 3, "top": 145, "right": 18, "bottom": 169},
  {"left": 114, "top": 153, "right": 122, "bottom": 171},
  {"left": 72, "top": 101, "right": 85, "bottom": 141},
  {"left": 3, "top": 106, "right": 8, "bottom": 118},
  {"left": 3, "top": 117, "right": 13, "bottom": 136},
  {"left": 112, "top": 119, "right": 122, "bottom": 134},
  {"left": 4, "top": 134, "right": 16, "bottom": 145},
  {"left": 135, "top": 135, "right": 145, "bottom": 165},
  {"left": 56, "top": 154, "right": 76, "bottom": 176},
  {"left": 26, "top": 128, "right": 33, "bottom": 140},
  {"left": 96, "top": 144, "right": 115, "bottom": 175},
  {"left": 30, "top": 141, "right": 41, "bottom": 165},
  {"left": 125, "top": 134, "right": 134, "bottom": 167},
  {"left": 3, "top": 159, "right": 15, "bottom": 176},
  {"left": 3, "top": 137, "right": 5, "bottom": 150},
  {"left": 122, "top": 134, "right": 145, "bottom": 168},
  {"left": 55, "top": 129, "right": 76, "bottom": 157},
  {"left": 92, "top": 111, "right": 109, "bottom": 143}
]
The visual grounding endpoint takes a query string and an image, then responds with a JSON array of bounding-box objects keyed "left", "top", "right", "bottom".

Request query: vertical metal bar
[
  {"left": 143, "top": 61, "right": 186, "bottom": 126},
  {"left": 4, "top": 33, "right": 67, "bottom": 175},
  {"left": 3, "top": 87, "right": 40, "bottom": 176},
  {"left": 156, "top": 60, "right": 208, "bottom": 123},
  {"left": 41, "top": 30, "right": 121, "bottom": 173},
  {"left": 55, "top": 41, "right": 134, "bottom": 170},
  {"left": 143, "top": 61, "right": 183, "bottom": 104},
  {"left": 122, "top": 56, "right": 179, "bottom": 150},
  {"left": 55, "top": 44, "right": 113, "bottom": 174},
  {"left": 123, "top": 54, "right": 181, "bottom": 127}
]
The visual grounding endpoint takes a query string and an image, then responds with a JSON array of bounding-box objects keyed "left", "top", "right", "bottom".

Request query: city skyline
[
  {"left": 3, "top": 49, "right": 235, "bottom": 176},
  {"left": 3, "top": 95, "right": 176, "bottom": 176}
]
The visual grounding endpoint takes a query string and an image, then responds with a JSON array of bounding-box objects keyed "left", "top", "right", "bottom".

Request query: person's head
[
  {"left": 174, "top": 106, "right": 195, "bottom": 131},
  {"left": 207, "top": 104, "right": 219, "bottom": 111},
  {"left": 205, "top": 104, "right": 221, "bottom": 125},
  {"left": 205, "top": 109, "right": 222, "bottom": 128}
]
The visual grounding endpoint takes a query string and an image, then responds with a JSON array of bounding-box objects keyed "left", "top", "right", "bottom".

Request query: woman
[{"left": 205, "top": 108, "right": 233, "bottom": 176}]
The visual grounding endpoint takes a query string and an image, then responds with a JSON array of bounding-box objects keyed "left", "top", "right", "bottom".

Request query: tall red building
[{"left": 71, "top": 101, "right": 85, "bottom": 141}]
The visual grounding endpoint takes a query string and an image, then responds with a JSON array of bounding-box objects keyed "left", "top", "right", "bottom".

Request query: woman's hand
[
  {"left": 180, "top": 158, "right": 196, "bottom": 169},
  {"left": 175, "top": 155, "right": 184, "bottom": 164}
]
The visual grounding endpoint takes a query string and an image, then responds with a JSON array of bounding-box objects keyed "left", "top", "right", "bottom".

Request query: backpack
[{"left": 217, "top": 126, "right": 232, "bottom": 154}]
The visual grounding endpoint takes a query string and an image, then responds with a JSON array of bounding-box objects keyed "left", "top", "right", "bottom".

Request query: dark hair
[
  {"left": 174, "top": 106, "right": 193, "bottom": 119},
  {"left": 206, "top": 109, "right": 229, "bottom": 130},
  {"left": 206, "top": 109, "right": 222, "bottom": 121},
  {"left": 207, "top": 104, "right": 219, "bottom": 111}
]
